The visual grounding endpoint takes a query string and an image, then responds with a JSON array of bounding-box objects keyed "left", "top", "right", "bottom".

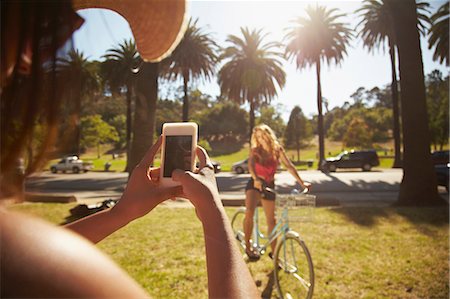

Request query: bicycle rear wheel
[
  {"left": 231, "top": 208, "right": 246, "bottom": 253},
  {"left": 274, "top": 232, "right": 314, "bottom": 299}
]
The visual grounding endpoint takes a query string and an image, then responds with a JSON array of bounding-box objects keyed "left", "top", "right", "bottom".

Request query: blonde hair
[{"left": 250, "top": 124, "right": 281, "bottom": 160}]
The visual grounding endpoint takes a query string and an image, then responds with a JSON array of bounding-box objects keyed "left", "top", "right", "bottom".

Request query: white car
[
  {"left": 232, "top": 159, "right": 249, "bottom": 174},
  {"left": 50, "top": 156, "right": 93, "bottom": 174}
]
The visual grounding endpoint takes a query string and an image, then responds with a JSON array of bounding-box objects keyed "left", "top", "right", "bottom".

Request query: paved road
[
  {"left": 25, "top": 169, "right": 448, "bottom": 206},
  {"left": 21, "top": 169, "right": 409, "bottom": 205},
  {"left": 26, "top": 169, "right": 401, "bottom": 192}
]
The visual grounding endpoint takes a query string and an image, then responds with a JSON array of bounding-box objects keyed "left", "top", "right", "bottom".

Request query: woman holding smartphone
[{"left": 244, "top": 124, "right": 312, "bottom": 260}]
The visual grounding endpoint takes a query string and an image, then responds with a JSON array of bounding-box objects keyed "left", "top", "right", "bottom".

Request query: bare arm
[
  {"left": 248, "top": 150, "right": 263, "bottom": 191},
  {"left": 1, "top": 210, "right": 150, "bottom": 298},
  {"left": 65, "top": 137, "right": 182, "bottom": 243},
  {"left": 279, "top": 146, "right": 311, "bottom": 190},
  {"left": 172, "top": 147, "right": 260, "bottom": 298}
]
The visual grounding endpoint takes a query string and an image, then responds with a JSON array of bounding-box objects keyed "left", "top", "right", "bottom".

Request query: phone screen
[{"left": 163, "top": 135, "right": 193, "bottom": 177}]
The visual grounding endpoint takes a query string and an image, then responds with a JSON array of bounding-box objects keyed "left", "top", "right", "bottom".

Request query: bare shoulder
[{"left": 0, "top": 209, "right": 150, "bottom": 298}]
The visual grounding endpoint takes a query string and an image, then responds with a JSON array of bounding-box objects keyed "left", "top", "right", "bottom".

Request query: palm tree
[
  {"left": 58, "top": 49, "right": 99, "bottom": 155},
  {"left": 285, "top": 5, "right": 352, "bottom": 170},
  {"left": 102, "top": 39, "right": 141, "bottom": 172},
  {"left": 428, "top": 2, "right": 449, "bottom": 66},
  {"left": 218, "top": 27, "right": 286, "bottom": 140},
  {"left": 161, "top": 18, "right": 218, "bottom": 121},
  {"left": 385, "top": 0, "right": 445, "bottom": 205},
  {"left": 356, "top": 0, "right": 430, "bottom": 169}
]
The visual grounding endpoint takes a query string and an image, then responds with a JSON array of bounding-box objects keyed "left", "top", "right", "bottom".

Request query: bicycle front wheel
[
  {"left": 274, "top": 232, "right": 314, "bottom": 299},
  {"left": 230, "top": 208, "right": 246, "bottom": 253}
]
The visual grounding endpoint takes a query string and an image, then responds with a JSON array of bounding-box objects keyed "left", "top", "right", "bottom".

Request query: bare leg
[
  {"left": 244, "top": 189, "right": 260, "bottom": 254},
  {"left": 261, "top": 198, "right": 277, "bottom": 253}
]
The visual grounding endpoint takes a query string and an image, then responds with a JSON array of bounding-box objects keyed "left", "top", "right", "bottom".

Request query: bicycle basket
[{"left": 276, "top": 193, "right": 316, "bottom": 222}]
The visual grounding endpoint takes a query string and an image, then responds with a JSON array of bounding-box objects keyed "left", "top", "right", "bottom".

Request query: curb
[{"left": 220, "top": 194, "right": 340, "bottom": 207}]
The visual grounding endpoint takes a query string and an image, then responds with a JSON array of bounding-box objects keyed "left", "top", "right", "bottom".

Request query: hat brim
[{"left": 72, "top": 0, "right": 187, "bottom": 62}]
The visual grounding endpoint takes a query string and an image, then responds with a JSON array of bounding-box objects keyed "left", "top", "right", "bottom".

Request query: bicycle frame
[{"left": 252, "top": 204, "right": 291, "bottom": 255}]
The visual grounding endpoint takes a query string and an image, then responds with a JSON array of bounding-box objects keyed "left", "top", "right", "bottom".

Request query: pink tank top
[{"left": 254, "top": 158, "right": 278, "bottom": 183}]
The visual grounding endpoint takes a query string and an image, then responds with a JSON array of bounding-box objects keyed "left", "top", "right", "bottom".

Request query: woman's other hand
[{"left": 172, "top": 146, "right": 222, "bottom": 222}]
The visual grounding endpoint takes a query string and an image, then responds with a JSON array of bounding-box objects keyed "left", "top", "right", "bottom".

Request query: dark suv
[
  {"left": 324, "top": 150, "right": 380, "bottom": 172},
  {"left": 431, "top": 151, "right": 449, "bottom": 165}
]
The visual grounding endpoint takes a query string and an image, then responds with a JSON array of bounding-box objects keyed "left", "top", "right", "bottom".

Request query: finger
[
  {"left": 138, "top": 136, "right": 162, "bottom": 168},
  {"left": 148, "top": 167, "right": 160, "bottom": 181},
  {"left": 196, "top": 146, "right": 213, "bottom": 170}
]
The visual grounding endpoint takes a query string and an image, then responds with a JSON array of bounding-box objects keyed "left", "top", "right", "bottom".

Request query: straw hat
[{"left": 72, "top": 0, "right": 187, "bottom": 62}]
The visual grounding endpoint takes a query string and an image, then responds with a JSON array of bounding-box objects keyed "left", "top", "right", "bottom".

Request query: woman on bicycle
[{"left": 244, "top": 124, "right": 311, "bottom": 260}]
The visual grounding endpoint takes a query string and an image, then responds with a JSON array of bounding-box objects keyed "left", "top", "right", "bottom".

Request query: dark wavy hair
[{"left": 1, "top": 1, "right": 83, "bottom": 198}]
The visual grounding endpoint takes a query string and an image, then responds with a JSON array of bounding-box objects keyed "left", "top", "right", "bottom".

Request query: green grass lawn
[{"left": 8, "top": 203, "right": 449, "bottom": 299}]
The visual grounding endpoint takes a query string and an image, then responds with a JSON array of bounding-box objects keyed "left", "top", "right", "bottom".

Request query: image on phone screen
[{"left": 163, "top": 136, "right": 193, "bottom": 177}]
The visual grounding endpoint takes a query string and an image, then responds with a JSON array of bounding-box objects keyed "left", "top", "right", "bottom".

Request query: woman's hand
[
  {"left": 172, "top": 146, "right": 223, "bottom": 222},
  {"left": 302, "top": 181, "right": 312, "bottom": 192},
  {"left": 112, "top": 137, "right": 183, "bottom": 223},
  {"left": 253, "top": 178, "right": 263, "bottom": 191}
]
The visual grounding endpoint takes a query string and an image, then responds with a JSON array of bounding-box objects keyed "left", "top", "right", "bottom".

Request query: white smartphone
[{"left": 160, "top": 122, "right": 198, "bottom": 186}]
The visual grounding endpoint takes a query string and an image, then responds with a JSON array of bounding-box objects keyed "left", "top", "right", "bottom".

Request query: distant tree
[
  {"left": 197, "top": 102, "right": 248, "bottom": 142},
  {"left": 102, "top": 39, "right": 141, "bottom": 171},
  {"left": 109, "top": 114, "right": 127, "bottom": 150},
  {"left": 285, "top": 5, "right": 352, "bottom": 169},
  {"left": 428, "top": 2, "right": 449, "bottom": 66},
  {"left": 426, "top": 70, "right": 449, "bottom": 150},
  {"left": 343, "top": 117, "right": 373, "bottom": 148},
  {"left": 86, "top": 95, "right": 127, "bottom": 124},
  {"left": 256, "top": 105, "right": 286, "bottom": 138},
  {"left": 284, "top": 106, "right": 313, "bottom": 162},
  {"left": 155, "top": 99, "right": 182, "bottom": 137},
  {"left": 188, "top": 89, "right": 214, "bottom": 121},
  {"left": 328, "top": 105, "right": 391, "bottom": 143},
  {"left": 356, "top": 0, "right": 430, "bottom": 168},
  {"left": 80, "top": 115, "right": 119, "bottom": 158},
  {"left": 161, "top": 18, "right": 218, "bottom": 121},
  {"left": 368, "top": 86, "right": 392, "bottom": 108},
  {"left": 57, "top": 49, "right": 99, "bottom": 155},
  {"left": 218, "top": 27, "right": 286, "bottom": 142}
]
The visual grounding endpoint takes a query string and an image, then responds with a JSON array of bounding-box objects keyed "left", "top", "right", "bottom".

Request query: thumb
[{"left": 172, "top": 169, "right": 196, "bottom": 185}]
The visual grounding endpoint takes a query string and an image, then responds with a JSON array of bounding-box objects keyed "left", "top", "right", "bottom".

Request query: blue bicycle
[{"left": 231, "top": 191, "right": 315, "bottom": 299}]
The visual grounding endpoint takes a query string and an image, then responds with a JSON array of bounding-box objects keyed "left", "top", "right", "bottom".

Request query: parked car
[
  {"left": 435, "top": 163, "right": 449, "bottom": 192},
  {"left": 196, "top": 160, "right": 221, "bottom": 173},
  {"left": 50, "top": 156, "right": 93, "bottom": 174},
  {"left": 232, "top": 159, "right": 249, "bottom": 174},
  {"left": 324, "top": 150, "right": 380, "bottom": 172},
  {"left": 431, "top": 150, "right": 449, "bottom": 165}
]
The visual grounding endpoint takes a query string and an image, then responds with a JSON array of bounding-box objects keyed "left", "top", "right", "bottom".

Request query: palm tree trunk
[
  {"left": 129, "top": 62, "right": 158, "bottom": 175},
  {"left": 387, "top": 0, "right": 445, "bottom": 205},
  {"left": 316, "top": 60, "right": 325, "bottom": 170},
  {"left": 249, "top": 98, "right": 256, "bottom": 144},
  {"left": 182, "top": 75, "right": 189, "bottom": 122},
  {"left": 125, "top": 82, "right": 132, "bottom": 172},
  {"left": 72, "top": 82, "right": 82, "bottom": 156},
  {"left": 389, "top": 43, "right": 402, "bottom": 168}
]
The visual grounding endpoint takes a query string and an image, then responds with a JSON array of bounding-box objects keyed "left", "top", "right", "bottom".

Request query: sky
[{"left": 73, "top": 0, "right": 449, "bottom": 121}]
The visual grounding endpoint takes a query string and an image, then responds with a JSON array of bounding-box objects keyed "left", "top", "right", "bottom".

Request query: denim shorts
[{"left": 245, "top": 178, "right": 276, "bottom": 201}]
